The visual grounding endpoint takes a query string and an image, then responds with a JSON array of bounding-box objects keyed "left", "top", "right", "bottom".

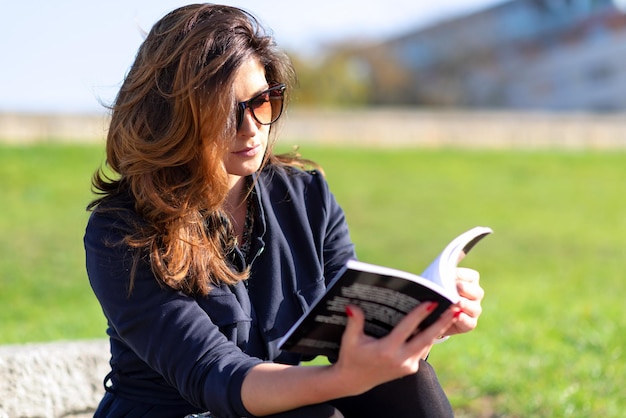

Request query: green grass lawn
[{"left": 1, "top": 142, "right": 624, "bottom": 417}]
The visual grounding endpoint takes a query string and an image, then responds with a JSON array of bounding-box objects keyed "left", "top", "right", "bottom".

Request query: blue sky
[{"left": 0, "top": 0, "right": 507, "bottom": 113}]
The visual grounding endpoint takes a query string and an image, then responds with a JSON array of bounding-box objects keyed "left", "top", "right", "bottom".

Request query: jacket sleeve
[
  {"left": 84, "top": 210, "right": 261, "bottom": 418},
  {"left": 310, "top": 170, "right": 357, "bottom": 284}
]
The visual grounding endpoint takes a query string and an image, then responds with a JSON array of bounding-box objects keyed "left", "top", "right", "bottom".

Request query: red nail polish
[
  {"left": 453, "top": 309, "right": 463, "bottom": 318},
  {"left": 345, "top": 306, "right": 353, "bottom": 317},
  {"left": 426, "top": 302, "right": 438, "bottom": 312}
]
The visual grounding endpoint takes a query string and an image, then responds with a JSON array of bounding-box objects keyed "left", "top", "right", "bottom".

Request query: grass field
[{"left": 1, "top": 142, "right": 624, "bottom": 417}]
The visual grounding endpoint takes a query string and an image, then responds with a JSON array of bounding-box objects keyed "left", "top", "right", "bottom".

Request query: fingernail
[
  {"left": 345, "top": 306, "right": 353, "bottom": 317},
  {"left": 453, "top": 309, "right": 463, "bottom": 318},
  {"left": 426, "top": 302, "right": 438, "bottom": 312}
]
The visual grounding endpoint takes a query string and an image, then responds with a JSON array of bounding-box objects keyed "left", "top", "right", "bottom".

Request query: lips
[{"left": 232, "top": 144, "right": 261, "bottom": 158}]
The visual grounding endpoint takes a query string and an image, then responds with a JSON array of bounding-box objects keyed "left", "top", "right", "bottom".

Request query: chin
[{"left": 228, "top": 163, "right": 263, "bottom": 177}]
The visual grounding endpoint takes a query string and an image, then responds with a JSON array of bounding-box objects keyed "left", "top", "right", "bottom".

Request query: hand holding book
[
  {"left": 443, "top": 267, "right": 484, "bottom": 337},
  {"left": 336, "top": 298, "right": 462, "bottom": 385},
  {"left": 278, "top": 226, "right": 493, "bottom": 358}
]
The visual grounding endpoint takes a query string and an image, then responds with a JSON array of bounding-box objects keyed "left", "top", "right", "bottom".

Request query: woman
[{"left": 85, "top": 4, "right": 484, "bottom": 417}]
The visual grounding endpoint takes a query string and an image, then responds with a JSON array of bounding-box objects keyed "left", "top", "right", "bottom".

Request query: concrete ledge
[
  {"left": 0, "top": 340, "right": 110, "bottom": 418},
  {"left": 2, "top": 109, "right": 626, "bottom": 149}
]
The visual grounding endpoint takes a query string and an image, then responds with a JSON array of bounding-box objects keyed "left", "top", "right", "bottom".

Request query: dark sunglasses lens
[
  {"left": 251, "top": 88, "right": 284, "bottom": 124},
  {"left": 268, "top": 89, "right": 285, "bottom": 123},
  {"left": 237, "top": 85, "right": 285, "bottom": 129},
  {"left": 236, "top": 102, "right": 246, "bottom": 129},
  {"left": 249, "top": 92, "right": 273, "bottom": 124}
]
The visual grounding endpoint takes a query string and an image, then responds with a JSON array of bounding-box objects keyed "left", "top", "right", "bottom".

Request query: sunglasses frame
[{"left": 236, "top": 83, "right": 286, "bottom": 130}]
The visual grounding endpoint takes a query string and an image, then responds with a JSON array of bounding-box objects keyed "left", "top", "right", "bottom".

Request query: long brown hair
[{"left": 88, "top": 4, "right": 297, "bottom": 295}]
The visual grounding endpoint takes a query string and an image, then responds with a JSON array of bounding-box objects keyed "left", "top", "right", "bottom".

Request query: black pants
[{"left": 260, "top": 360, "right": 453, "bottom": 418}]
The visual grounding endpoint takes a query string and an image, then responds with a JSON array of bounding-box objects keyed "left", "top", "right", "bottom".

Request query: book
[{"left": 278, "top": 226, "right": 493, "bottom": 358}]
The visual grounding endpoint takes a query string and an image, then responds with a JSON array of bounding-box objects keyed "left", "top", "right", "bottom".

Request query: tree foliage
[{"left": 286, "top": 46, "right": 371, "bottom": 107}]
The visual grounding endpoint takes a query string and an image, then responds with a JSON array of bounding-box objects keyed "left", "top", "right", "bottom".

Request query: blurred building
[{"left": 358, "top": 0, "right": 626, "bottom": 110}]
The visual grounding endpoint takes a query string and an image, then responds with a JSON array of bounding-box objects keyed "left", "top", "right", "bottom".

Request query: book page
[{"left": 420, "top": 226, "right": 493, "bottom": 294}]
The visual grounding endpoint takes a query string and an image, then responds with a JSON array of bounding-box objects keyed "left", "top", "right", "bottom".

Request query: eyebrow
[{"left": 237, "top": 84, "right": 270, "bottom": 103}]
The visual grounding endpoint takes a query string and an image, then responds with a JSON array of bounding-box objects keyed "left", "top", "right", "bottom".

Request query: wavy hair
[{"left": 88, "top": 4, "right": 297, "bottom": 295}]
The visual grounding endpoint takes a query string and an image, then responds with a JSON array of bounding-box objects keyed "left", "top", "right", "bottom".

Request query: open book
[{"left": 278, "top": 226, "right": 493, "bottom": 357}]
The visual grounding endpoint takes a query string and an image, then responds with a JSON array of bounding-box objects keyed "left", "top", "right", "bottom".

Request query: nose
[{"left": 237, "top": 108, "right": 258, "bottom": 135}]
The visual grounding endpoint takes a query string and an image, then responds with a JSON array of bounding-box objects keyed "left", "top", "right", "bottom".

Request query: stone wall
[
  {"left": 0, "top": 113, "right": 108, "bottom": 144},
  {"left": 0, "top": 340, "right": 109, "bottom": 418},
  {"left": 279, "top": 108, "right": 626, "bottom": 149},
  {"left": 1, "top": 109, "right": 626, "bottom": 149}
]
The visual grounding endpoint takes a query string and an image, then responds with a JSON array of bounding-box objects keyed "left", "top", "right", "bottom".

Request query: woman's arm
[
  {"left": 241, "top": 301, "right": 460, "bottom": 416},
  {"left": 85, "top": 210, "right": 262, "bottom": 417}
]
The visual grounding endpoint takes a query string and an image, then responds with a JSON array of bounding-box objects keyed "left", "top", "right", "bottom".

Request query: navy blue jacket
[{"left": 84, "top": 164, "right": 356, "bottom": 418}]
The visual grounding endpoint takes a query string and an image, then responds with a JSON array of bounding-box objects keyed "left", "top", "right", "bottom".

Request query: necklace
[{"left": 238, "top": 190, "right": 255, "bottom": 262}]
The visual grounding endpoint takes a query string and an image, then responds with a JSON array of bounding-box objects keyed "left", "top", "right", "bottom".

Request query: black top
[{"left": 84, "top": 164, "right": 356, "bottom": 418}]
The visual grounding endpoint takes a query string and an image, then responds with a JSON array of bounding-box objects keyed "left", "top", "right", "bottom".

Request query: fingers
[
  {"left": 455, "top": 267, "right": 484, "bottom": 324},
  {"left": 388, "top": 301, "right": 460, "bottom": 347},
  {"left": 448, "top": 268, "right": 484, "bottom": 335},
  {"left": 457, "top": 296, "right": 482, "bottom": 318},
  {"left": 403, "top": 306, "right": 459, "bottom": 356},
  {"left": 456, "top": 268, "right": 484, "bottom": 305},
  {"left": 457, "top": 267, "right": 480, "bottom": 284},
  {"left": 342, "top": 304, "right": 367, "bottom": 347},
  {"left": 457, "top": 280, "right": 484, "bottom": 302},
  {"left": 382, "top": 301, "right": 436, "bottom": 344},
  {"left": 340, "top": 302, "right": 460, "bottom": 383},
  {"left": 344, "top": 302, "right": 458, "bottom": 346}
]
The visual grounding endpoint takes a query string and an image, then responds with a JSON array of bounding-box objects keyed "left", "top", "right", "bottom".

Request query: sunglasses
[{"left": 236, "top": 83, "right": 286, "bottom": 130}]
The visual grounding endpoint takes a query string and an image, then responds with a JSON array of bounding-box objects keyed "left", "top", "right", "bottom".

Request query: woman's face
[{"left": 223, "top": 58, "right": 271, "bottom": 181}]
